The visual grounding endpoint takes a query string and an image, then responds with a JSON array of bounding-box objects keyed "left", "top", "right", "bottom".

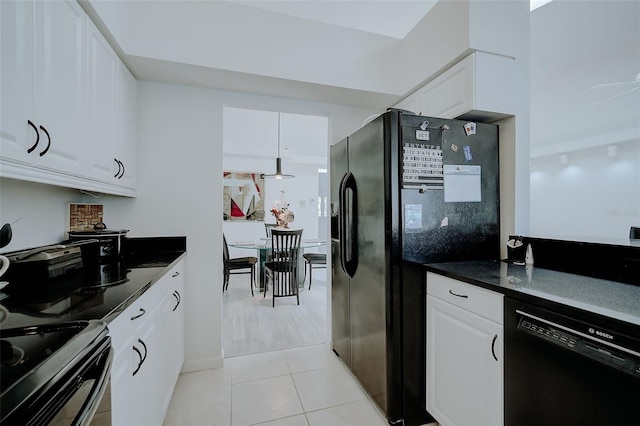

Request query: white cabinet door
[
  {"left": 111, "top": 315, "right": 159, "bottom": 426},
  {"left": 158, "top": 274, "right": 185, "bottom": 415},
  {"left": 85, "top": 19, "right": 118, "bottom": 183},
  {"left": 110, "top": 260, "right": 185, "bottom": 425},
  {"left": 418, "top": 55, "right": 475, "bottom": 119},
  {"left": 394, "top": 93, "right": 419, "bottom": 115},
  {"left": 427, "top": 294, "right": 503, "bottom": 426},
  {"left": 114, "top": 63, "right": 137, "bottom": 189},
  {"left": 0, "top": 0, "right": 34, "bottom": 166},
  {"left": 32, "top": 0, "right": 87, "bottom": 175}
]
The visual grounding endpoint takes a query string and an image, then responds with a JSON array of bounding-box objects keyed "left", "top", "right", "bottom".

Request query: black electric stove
[{"left": 0, "top": 237, "right": 186, "bottom": 424}]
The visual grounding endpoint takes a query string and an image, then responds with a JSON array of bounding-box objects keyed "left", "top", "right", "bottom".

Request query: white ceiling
[
  {"left": 228, "top": 0, "right": 438, "bottom": 39},
  {"left": 83, "top": 0, "right": 443, "bottom": 108}
]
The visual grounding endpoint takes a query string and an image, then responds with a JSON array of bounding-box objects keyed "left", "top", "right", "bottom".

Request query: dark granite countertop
[
  {"left": 0, "top": 237, "right": 186, "bottom": 331},
  {"left": 424, "top": 260, "right": 640, "bottom": 328}
]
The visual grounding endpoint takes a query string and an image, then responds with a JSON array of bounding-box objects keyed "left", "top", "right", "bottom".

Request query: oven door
[
  {"left": 505, "top": 297, "right": 640, "bottom": 426},
  {"left": 1, "top": 321, "right": 112, "bottom": 426}
]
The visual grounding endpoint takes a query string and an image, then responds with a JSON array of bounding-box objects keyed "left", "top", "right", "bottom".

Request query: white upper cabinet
[
  {"left": 1, "top": 0, "right": 87, "bottom": 174},
  {"left": 114, "top": 62, "right": 137, "bottom": 190},
  {"left": 86, "top": 18, "right": 119, "bottom": 183},
  {"left": 0, "top": 0, "right": 137, "bottom": 196},
  {"left": 0, "top": 0, "right": 34, "bottom": 166},
  {"left": 394, "top": 52, "right": 516, "bottom": 121},
  {"left": 32, "top": 0, "right": 87, "bottom": 174}
]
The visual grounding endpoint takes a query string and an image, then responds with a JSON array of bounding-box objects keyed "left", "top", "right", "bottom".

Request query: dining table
[{"left": 228, "top": 238, "right": 327, "bottom": 291}]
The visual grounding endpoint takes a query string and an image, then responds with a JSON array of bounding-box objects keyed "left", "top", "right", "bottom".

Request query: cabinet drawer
[
  {"left": 427, "top": 272, "right": 503, "bottom": 324},
  {"left": 166, "top": 262, "right": 184, "bottom": 284},
  {"left": 109, "top": 280, "right": 166, "bottom": 350}
]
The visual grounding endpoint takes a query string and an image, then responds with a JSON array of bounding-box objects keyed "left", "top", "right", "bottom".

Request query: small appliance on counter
[
  {"left": 68, "top": 222, "right": 129, "bottom": 259},
  {"left": 4, "top": 240, "right": 97, "bottom": 282},
  {"left": 505, "top": 236, "right": 526, "bottom": 264},
  {"left": 0, "top": 221, "right": 15, "bottom": 288}
]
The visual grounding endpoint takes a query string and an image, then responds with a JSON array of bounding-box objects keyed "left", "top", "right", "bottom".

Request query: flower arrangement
[{"left": 270, "top": 203, "right": 295, "bottom": 228}]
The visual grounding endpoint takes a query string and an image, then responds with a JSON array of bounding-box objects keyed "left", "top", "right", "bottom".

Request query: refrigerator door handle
[
  {"left": 338, "top": 173, "right": 348, "bottom": 275},
  {"left": 340, "top": 172, "right": 358, "bottom": 278}
]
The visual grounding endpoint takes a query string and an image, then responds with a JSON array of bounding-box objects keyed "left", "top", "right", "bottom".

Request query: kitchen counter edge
[
  {"left": 424, "top": 260, "right": 640, "bottom": 333},
  {"left": 101, "top": 251, "right": 187, "bottom": 324}
]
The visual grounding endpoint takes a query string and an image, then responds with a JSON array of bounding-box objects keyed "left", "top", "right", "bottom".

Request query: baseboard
[{"left": 181, "top": 354, "right": 224, "bottom": 373}]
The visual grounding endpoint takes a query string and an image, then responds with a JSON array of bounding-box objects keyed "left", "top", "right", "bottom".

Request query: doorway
[{"left": 222, "top": 107, "right": 328, "bottom": 358}]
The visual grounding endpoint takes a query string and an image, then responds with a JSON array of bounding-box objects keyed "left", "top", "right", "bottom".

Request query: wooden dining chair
[
  {"left": 223, "top": 234, "right": 258, "bottom": 296},
  {"left": 264, "top": 223, "right": 277, "bottom": 237},
  {"left": 303, "top": 253, "right": 326, "bottom": 289},
  {"left": 264, "top": 229, "right": 303, "bottom": 307}
]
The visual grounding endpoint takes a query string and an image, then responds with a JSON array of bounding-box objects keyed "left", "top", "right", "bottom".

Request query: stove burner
[
  {"left": 0, "top": 323, "right": 90, "bottom": 393},
  {"left": 1, "top": 340, "right": 24, "bottom": 367}
]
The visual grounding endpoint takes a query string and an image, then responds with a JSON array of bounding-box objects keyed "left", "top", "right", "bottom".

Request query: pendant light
[{"left": 264, "top": 112, "right": 294, "bottom": 179}]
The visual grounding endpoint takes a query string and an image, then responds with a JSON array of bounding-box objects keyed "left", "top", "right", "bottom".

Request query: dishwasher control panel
[
  {"left": 520, "top": 319, "right": 578, "bottom": 348},
  {"left": 517, "top": 313, "right": 640, "bottom": 378}
]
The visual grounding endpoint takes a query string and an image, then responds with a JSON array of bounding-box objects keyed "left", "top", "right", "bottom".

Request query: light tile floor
[{"left": 164, "top": 343, "right": 389, "bottom": 426}]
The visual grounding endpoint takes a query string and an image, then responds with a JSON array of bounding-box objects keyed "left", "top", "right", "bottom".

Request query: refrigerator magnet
[
  {"left": 463, "top": 145, "right": 473, "bottom": 161},
  {"left": 416, "top": 120, "right": 430, "bottom": 140},
  {"left": 464, "top": 122, "right": 476, "bottom": 136},
  {"left": 416, "top": 130, "right": 430, "bottom": 141},
  {"left": 450, "top": 143, "right": 459, "bottom": 152}
]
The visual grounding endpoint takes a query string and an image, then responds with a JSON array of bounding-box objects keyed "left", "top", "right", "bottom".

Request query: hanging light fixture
[{"left": 264, "top": 112, "right": 294, "bottom": 179}]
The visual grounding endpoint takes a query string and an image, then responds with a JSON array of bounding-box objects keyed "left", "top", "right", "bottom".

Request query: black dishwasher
[{"left": 505, "top": 297, "right": 640, "bottom": 426}]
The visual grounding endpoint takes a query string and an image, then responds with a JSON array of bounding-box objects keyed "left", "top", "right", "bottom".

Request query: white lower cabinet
[
  {"left": 426, "top": 272, "right": 503, "bottom": 426},
  {"left": 111, "top": 313, "right": 160, "bottom": 426},
  {"left": 110, "top": 260, "right": 185, "bottom": 425},
  {"left": 157, "top": 265, "right": 185, "bottom": 415}
]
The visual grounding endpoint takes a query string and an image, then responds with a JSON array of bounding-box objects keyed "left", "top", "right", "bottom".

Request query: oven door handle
[{"left": 73, "top": 344, "right": 113, "bottom": 426}]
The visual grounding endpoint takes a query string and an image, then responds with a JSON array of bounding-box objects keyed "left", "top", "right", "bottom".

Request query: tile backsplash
[{"left": 68, "top": 203, "right": 103, "bottom": 231}]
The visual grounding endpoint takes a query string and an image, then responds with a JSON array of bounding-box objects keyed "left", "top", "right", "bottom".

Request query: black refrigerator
[{"left": 330, "top": 110, "right": 500, "bottom": 425}]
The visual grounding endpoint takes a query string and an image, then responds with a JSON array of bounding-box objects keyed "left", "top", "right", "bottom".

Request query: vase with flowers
[{"left": 270, "top": 203, "right": 295, "bottom": 228}]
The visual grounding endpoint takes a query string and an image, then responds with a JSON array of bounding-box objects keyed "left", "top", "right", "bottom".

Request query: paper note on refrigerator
[{"left": 443, "top": 165, "right": 481, "bottom": 202}]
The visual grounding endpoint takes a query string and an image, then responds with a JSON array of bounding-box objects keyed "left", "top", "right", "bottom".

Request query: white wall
[
  {"left": 529, "top": 0, "right": 640, "bottom": 241},
  {"left": 106, "top": 81, "right": 377, "bottom": 370},
  {"left": 0, "top": 178, "right": 94, "bottom": 251},
  {"left": 104, "top": 81, "right": 223, "bottom": 371},
  {"left": 0, "top": 78, "right": 376, "bottom": 370},
  {"left": 222, "top": 108, "right": 328, "bottom": 257},
  {"left": 530, "top": 140, "right": 640, "bottom": 241}
]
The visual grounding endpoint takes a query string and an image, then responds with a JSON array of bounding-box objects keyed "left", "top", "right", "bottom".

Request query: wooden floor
[{"left": 223, "top": 270, "right": 328, "bottom": 358}]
